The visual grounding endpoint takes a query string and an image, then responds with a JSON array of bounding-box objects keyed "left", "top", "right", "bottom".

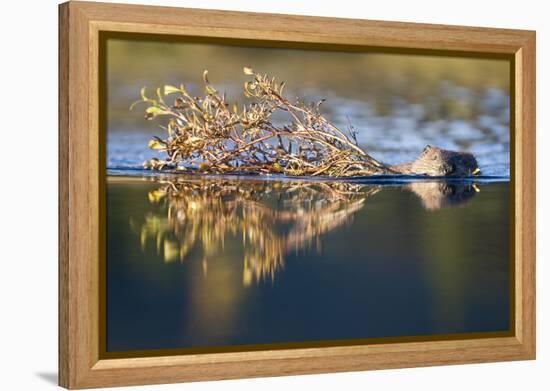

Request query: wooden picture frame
[{"left": 59, "top": 1, "right": 536, "bottom": 388}]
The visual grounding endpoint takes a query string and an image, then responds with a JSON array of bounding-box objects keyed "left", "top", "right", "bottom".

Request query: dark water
[{"left": 106, "top": 175, "right": 510, "bottom": 353}]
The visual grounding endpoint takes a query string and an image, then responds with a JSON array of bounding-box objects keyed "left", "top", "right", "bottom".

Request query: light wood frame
[{"left": 59, "top": 1, "right": 536, "bottom": 389}]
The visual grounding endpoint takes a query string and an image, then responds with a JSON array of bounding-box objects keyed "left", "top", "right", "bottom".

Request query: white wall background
[{"left": 1, "top": 0, "right": 547, "bottom": 389}]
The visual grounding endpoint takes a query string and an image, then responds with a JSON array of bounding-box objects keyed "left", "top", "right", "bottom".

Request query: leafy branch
[{"left": 134, "top": 67, "right": 390, "bottom": 177}]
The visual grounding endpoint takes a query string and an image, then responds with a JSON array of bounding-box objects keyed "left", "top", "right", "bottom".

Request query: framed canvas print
[{"left": 58, "top": 1, "right": 536, "bottom": 389}]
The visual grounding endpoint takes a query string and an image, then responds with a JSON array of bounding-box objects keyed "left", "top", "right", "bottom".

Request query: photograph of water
[{"left": 103, "top": 37, "right": 511, "bottom": 354}]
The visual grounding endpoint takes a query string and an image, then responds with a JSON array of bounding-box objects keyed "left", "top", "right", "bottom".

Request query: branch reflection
[{"left": 134, "top": 177, "right": 479, "bottom": 286}]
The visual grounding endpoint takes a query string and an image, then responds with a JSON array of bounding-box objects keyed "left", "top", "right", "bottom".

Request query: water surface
[
  {"left": 105, "top": 40, "right": 511, "bottom": 177},
  {"left": 106, "top": 176, "right": 510, "bottom": 353}
]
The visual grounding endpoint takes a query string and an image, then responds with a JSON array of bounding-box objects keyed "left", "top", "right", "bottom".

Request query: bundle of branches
[{"left": 134, "top": 67, "right": 389, "bottom": 177}]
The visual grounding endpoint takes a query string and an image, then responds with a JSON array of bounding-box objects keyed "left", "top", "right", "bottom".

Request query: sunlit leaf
[
  {"left": 155, "top": 87, "right": 166, "bottom": 105},
  {"left": 148, "top": 139, "right": 165, "bottom": 150},
  {"left": 164, "top": 85, "right": 181, "bottom": 95},
  {"left": 146, "top": 106, "right": 168, "bottom": 116},
  {"left": 202, "top": 70, "right": 210, "bottom": 84},
  {"left": 205, "top": 85, "right": 217, "bottom": 95},
  {"left": 272, "top": 162, "right": 282, "bottom": 172}
]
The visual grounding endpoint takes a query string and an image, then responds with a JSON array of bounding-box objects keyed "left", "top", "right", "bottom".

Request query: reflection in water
[
  {"left": 133, "top": 177, "right": 480, "bottom": 286},
  {"left": 135, "top": 179, "right": 371, "bottom": 285},
  {"left": 107, "top": 178, "right": 510, "bottom": 352},
  {"left": 406, "top": 181, "right": 479, "bottom": 210}
]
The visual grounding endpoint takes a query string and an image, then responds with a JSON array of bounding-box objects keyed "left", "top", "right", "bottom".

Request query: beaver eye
[{"left": 446, "top": 163, "right": 456, "bottom": 174}]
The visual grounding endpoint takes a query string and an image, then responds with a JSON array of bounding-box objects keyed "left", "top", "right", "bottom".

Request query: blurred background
[{"left": 106, "top": 38, "right": 510, "bottom": 176}]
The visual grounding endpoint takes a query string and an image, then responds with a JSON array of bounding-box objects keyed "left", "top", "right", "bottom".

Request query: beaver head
[{"left": 409, "top": 145, "right": 481, "bottom": 177}]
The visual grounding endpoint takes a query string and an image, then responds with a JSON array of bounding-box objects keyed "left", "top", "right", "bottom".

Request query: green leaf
[
  {"left": 156, "top": 87, "right": 165, "bottom": 105},
  {"left": 148, "top": 139, "right": 165, "bottom": 150},
  {"left": 144, "top": 106, "right": 169, "bottom": 119},
  {"left": 164, "top": 85, "right": 181, "bottom": 95},
  {"left": 205, "top": 85, "right": 217, "bottom": 95},
  {"left": 146, "top": 106, "right": 167, "bottom": 115}
]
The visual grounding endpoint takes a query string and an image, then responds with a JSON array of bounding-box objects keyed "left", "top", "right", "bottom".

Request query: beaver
[{"left": 387, "top": 145, "right": 481, "bottom": 177}]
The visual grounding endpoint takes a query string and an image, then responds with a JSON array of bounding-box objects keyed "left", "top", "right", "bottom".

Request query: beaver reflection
[
  {"left": 135, "top": 178, "right": 478, "bottom": 285},
  {"left": 406, "top": 181, "right": 479, "bottom": 210}
]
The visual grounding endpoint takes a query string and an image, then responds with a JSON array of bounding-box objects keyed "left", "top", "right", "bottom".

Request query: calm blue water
[{"left": 106, "top": 177, "right": 511, "bottom": 353}]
